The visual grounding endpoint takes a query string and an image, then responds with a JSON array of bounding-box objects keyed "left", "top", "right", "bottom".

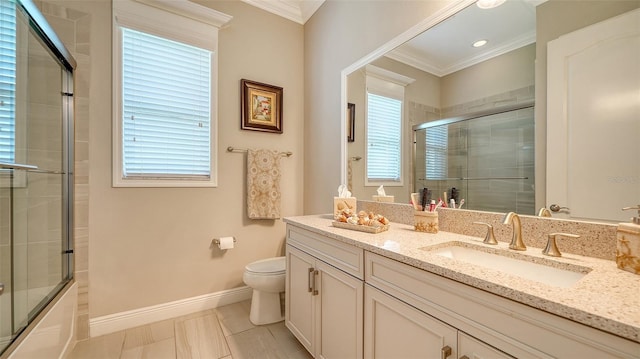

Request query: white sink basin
[{"left": 427, "top": 243, "right": 591, "bottom": 288}]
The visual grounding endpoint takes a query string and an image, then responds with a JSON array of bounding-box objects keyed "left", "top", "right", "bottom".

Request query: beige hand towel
[{"left": 247, "top": 149, "right": 282, "bottom": 219}]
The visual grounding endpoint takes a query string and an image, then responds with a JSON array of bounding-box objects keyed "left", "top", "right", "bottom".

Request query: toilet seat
[{"left": 245, "top": 256, "right": 285, "bottom": 275}]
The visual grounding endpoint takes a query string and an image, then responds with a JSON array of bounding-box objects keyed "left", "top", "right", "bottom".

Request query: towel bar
[{"left": 227, "top": 146, "right": 292, "bottom": 157}]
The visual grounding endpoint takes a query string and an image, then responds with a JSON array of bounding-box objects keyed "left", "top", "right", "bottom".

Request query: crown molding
[
  {"left": 133, "top": 0, "right": 233, "bottom": 28},
  {"left": 385, "top": 30, "right": 536, "bottom": 77},
  {"left": 366, "top": 65, "right": 416, "bottom": 87},
  {"left": 241, "top": 0, "right": 324, "bottom": 25}
]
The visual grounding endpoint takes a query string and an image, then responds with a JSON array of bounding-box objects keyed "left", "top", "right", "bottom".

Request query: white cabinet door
[
  {"left": 315, "top": 260, "right": 364, "bottom": 359},
  {"left": 458, "top": 332, "right": 513, "bottom": 359},
  {"left": 364, "top": 284, "right": 457, "bottom": 359},
  {"left": 547, "top": 9, "right": 640, "bottom": 222},
  {"left": 285, "top": 245, "right": 315, "bottom": 354},
  {"left": 286, "top": 243, "right": 364, "bottom": 359}
]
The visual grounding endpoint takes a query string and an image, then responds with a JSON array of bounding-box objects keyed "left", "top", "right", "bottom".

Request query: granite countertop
[{"left": 283, "top": 214, "right": 640, "bottom": 344}]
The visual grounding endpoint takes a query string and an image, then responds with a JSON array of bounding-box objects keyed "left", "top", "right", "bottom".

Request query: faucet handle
[
  {"left": 537, "top": 207, "right": 552, "bottom": 217},
  {"left": 473, "top": 222, "right": 498, "bottom": 245},
  {"left": 543, "top": 233, "right": 580, "bottom": 257}
]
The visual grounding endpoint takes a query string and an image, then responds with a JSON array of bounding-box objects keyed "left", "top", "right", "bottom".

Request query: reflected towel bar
[
  {"left": 418, "top": 176, "right": 528, "bottom": 181},
  {"left": 227, "top": 146, "right": 292, "bottom": 157}
]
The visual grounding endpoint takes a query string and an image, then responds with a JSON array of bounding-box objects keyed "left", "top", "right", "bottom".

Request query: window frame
[
  {"left": 112, "top": 0, "right": 230, "bottom": 188},
  {"left": 364, "top": 88, "right": 404, "bottom": 186},
  {"left": 364, "top": 67, "right": 414, "bottom": 187}
]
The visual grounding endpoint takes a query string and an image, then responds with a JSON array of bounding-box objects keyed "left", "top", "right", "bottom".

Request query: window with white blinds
[
  {"left": 0, "top": 0, "right": 15, "bottom": 164},
  {"left": 112, "top": 0, "right": 229, "bottom": 187},
  {"left": 366, "top": 92, "right": 402, "bottom": 183},
  {"left": 121, "top": 27, "right": 211, "bottom": 179},
  {"left": 425, "top": 125, "right": 448, "bottom": 179}
]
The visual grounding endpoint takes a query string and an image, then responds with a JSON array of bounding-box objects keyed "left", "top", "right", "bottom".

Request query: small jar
[{"left": 414, "top": 211, "right": 438, "bottom": 233}]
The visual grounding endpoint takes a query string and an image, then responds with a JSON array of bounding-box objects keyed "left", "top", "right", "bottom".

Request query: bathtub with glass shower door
[{"left": 0, "top": 0, "right": 75, "bottom": 354}]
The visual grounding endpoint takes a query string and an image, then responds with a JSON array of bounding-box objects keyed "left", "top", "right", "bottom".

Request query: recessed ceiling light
[
  {"left": 476, "top": 0, "right": 506, "bottom": 9},
  {"left": 473, "top": 39, "right": 488, "bottom": 48}
]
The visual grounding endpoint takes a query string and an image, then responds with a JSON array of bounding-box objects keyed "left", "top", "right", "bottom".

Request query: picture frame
[
  {"left": 347, "top": 103, "right": 355, "bottom": 142},
  {"left": 241, "top": 79, "right": 283, "bottom": 134}
]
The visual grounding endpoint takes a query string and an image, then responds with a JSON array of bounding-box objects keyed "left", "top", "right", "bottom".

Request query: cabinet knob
[{"left": 441, "top": 345, "right": 452, "bottom": 359}]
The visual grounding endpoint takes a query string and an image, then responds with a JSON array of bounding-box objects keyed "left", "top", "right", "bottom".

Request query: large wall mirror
[{"left": 341, "top": 0, "right": 639, "bottom": 224}]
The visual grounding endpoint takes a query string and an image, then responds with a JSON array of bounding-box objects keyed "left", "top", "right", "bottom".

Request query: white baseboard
[{"left": 89, "top": 286, "right": 252, "bottom": 337}]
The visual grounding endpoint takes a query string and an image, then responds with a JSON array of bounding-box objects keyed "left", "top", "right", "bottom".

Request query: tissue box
[
  {"left": 334, "top": 197, "right": 357, "bottom": 219},
  {"left": 372, "top": 195, "right": 394, "bottom": 203},
  {"left": 414, "top": 211, "right": 438, "bottom": 233},
  {"left": 616, "top": 223, "right": 640, "bottom": 275}
]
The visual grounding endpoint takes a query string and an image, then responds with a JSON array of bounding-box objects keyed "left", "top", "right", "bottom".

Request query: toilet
[{"left": 243, "top": 256, "right": 286, "bottom": 325}]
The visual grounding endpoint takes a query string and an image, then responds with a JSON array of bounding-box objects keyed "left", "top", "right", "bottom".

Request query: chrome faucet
[{"left": 503, "top": 212, "right": 526, "bottom": 250}]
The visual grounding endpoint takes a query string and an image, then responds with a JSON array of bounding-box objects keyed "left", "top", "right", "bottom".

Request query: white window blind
[
  {"left": 366, "top": 92, "right": 402, "bottom": 182},
  {"left": 0, "top": 0, "right": 15, "bottom": 163},
  {"left": 425, "top": 125, "right": 448, "bottom": 179},
  {"left": 121, "top": 27, "right": 211, "bottom": 179}
]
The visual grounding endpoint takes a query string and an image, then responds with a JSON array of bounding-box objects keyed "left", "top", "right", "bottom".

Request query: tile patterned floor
[{"left": 67, "top": 300, "right": 312, "bottom": 359}]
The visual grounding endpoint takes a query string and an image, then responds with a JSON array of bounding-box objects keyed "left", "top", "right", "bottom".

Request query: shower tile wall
[
  {"left": 440, "top": 85, "right": 535, "bottom": 118},
  {"left": 39, "top": 0, "right": 91, "bottom": 341},
  {"left": 412, "top": 86, "right": 535, "bottom": 214}
]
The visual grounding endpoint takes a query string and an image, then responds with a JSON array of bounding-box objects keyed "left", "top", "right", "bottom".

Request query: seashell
[
  {"left": 378, "top": 216, "right": 389, "bottom": 225},
  {"left": 368, "top": 212, "right": 375, "bottom": 219},
  {"left": 347, "top": 216, "right": 359, "bottom": 225},
  {"left": 358, "top": 210, "right": 368, "bottom": 218},
  {"left": 337, "top": 215, "right": 348, "bottom": 223},
  {"left": 337, "top": 202, "right": 345, "bottom": 210}
]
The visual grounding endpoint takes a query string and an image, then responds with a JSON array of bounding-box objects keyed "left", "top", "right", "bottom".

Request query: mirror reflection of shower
[{"left": 414, "top": 103, "right": 534, "bottom": 214}]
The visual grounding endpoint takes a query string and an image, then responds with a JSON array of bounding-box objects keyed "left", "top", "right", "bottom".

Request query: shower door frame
[{"left": 0, "top": 0, "right": 76, "bottom": 354}]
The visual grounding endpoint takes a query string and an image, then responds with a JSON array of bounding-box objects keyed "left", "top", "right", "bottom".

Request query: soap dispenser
[{"left": 616, "top": 205, "right": 640, "bottom": 274}]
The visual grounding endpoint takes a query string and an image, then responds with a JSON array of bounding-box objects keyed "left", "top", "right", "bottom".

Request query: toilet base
[{"left": 249, "top": 289, "right": 284, "bottom": 325}]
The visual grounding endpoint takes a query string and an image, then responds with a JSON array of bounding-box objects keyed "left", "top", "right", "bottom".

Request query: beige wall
[
  {"left": 45, "top": 0, "right": 304, "bottom": 323},
  {"left": 304, "top": 0, "right": 451, "bottom": 214},
  {"left": 441, "top": 43, "right": 535, "bottom": 108}
]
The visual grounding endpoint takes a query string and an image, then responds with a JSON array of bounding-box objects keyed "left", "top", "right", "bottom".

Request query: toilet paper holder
[{"left": 212, "top": 237, "right": 236, "bottom": 246}]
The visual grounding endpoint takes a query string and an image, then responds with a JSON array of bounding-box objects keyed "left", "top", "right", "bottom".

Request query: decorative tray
[{"left": 331, "top": 221, "right": 390, "bottom": 234}]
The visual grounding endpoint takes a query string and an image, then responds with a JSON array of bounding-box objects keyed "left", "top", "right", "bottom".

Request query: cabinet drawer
[
  {"left": 287, "top": 225, "right": 364, "bottom": 279},
  {"left": 365, "top": 251, "right": 639, "bottom": 359}
]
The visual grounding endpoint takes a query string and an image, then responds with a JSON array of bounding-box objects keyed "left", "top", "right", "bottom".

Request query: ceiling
[
  {"left": 385, "top": 1, "right": 540, "bottom": 77},
  {"left": 240, "top": 0, "right": 541, "bottom": 76}
]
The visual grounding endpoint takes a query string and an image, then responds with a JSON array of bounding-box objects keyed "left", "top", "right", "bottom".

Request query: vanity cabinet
[
  {"left": 364, "top": 284, "right": 458, "bottom": 358},
  {"left": 365, "top": 283, "right": 512, "bottom": 359},
  {"left": 285, "top": 226, "right": 364, "bottom": 359},
  {"left": 285, "top": 222, "right": 639, "bottom": 359},
  {"left": 365, "top": 251, "right": 639, "bottom": 359}
]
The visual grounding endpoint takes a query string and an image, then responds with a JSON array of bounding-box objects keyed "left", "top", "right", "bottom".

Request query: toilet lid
[{"left": 245, "top": 256, "right": 286, "bottom": 274}]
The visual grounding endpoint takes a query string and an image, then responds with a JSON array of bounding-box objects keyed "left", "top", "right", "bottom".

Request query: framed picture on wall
[
  {"left": 241, "top": 79, "right": 283, "bottom": 134},
  {"left": 347, "top": 102, "right": 355, "bottom": 142}
]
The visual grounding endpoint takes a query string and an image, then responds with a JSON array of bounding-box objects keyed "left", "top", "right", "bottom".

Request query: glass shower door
[{"left": 0, "top": 0, "right": 74, "bottom": 353}]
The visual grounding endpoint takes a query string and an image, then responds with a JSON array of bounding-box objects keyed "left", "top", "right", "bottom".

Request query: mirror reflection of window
[
  {"left": 0, "top": 0, "right": 16, "bottom": 164},
  {"left": 366, "top": 91, "right": 401, "bottom": 183},
  {"left": 364, "top": 66, "right": 414, "bottom": 186},
  {"left": 425, "top": 126, "right": 448, "bottom": 180}
]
